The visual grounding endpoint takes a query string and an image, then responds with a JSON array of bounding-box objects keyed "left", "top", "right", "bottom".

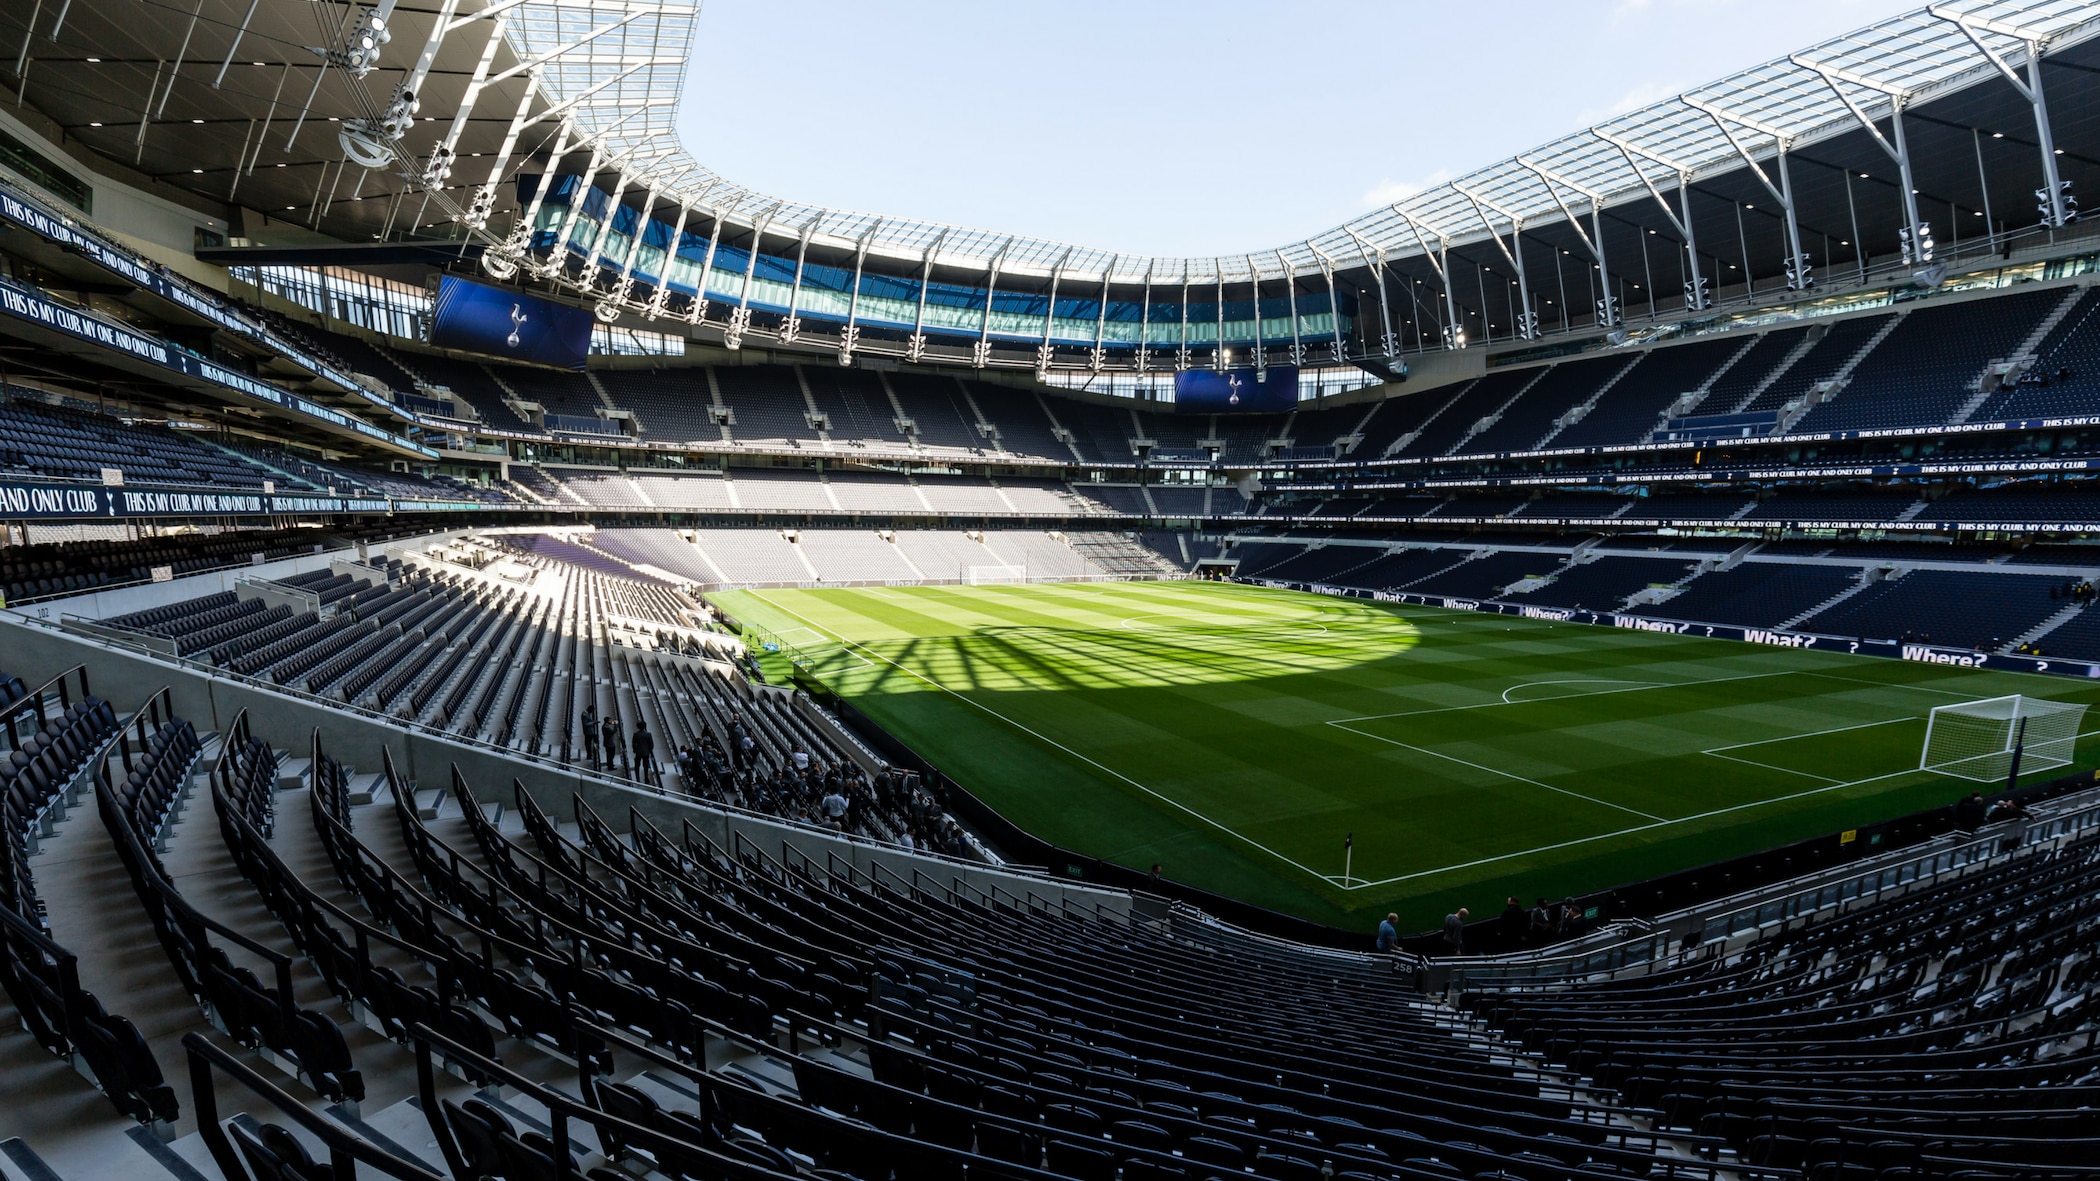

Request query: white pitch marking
[
  {"left": 744, "top": 591, "right": 1341, "bottom": 885},
  {"left": 1334, "top": 723, "right": 2100, "bottom": 891},
  {"left": 1331, "top": 667, "right": 1805, "bottom": 724},
  {"left": 1328, "top": 722, "right": 1667, "bottom": 822},
  {"left": 1500, "top": 678, "right": 1665, "bottom": 705}
]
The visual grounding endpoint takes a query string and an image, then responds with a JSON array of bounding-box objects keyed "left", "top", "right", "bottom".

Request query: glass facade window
[{"left": 529, "top": 183, "right": 1354, "bottom": 353}]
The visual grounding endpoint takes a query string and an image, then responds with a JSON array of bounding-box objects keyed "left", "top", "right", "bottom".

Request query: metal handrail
[{"left": 183, "top": 1032, "right": 444, "bottom": 1181}]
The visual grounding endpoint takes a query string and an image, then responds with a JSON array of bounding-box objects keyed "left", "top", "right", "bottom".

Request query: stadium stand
[
  {"left": 1644, "top": 561, "right": 1864, "bottom": 628},
  {"left": 1801, "top": 568, "right": 2064, "bottom": 649},
  {"left": 1520, "top": 554, "right": 1700, "bottom": 611},
  {"left": 16, "top": 7, "right": 2100, "bottom": 1174},
  {"left": 1793, "top": 288, "right": 2062, "bottom": 432},
  {"left": 0, "top": 396, "right": 285, "bottom": 489}
]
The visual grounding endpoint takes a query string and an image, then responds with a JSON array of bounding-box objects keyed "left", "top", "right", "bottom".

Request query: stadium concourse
[{"left": 8, "top": 0, "right": 2100, "bottom": 1177}]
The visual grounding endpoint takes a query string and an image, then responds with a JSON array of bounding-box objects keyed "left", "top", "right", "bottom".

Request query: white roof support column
[
  {"left": 908, "top": 230, "right": 945, "bottom": 363},
  {"left": 1309, "top": 245, "right": 1350, "bottom": 364},
  {"left": 1395, "top": 211, "right": 1464, "bottom": 347},
  {"left": 1454, "top": 184, "right": 1537, "bottom": 340},
  {"left": 1934, "top": 6, "right": 2073, "bottom": 228},
  {"left": 340, "top": 0, "right": 461, "bottom": 169},
  {"left": 1683, "top": 99, "right": 1815, "bottom": 287},
  {"left": 575, "top": 159, "right": 636, "bottom": 291},
  {"left": 686, "top": 203, "right": 729, "bottom": 324},
  {"left": 1090, "top": 257, "right": 1118, "bottom": 372},
  {"left": 1213, "top": 262, "right": 1228, "bottom": 372},
  {"left": 724, "top": 204, "right": 779, "bottom": 350},
  {"left": 484, "top": 116, "right": 571, "bottom": 277},
  {"left": 1519, "top": 158, "right": 1621, "bottom": 326},
  {"left": 780, "top": 214, "right": 822, "bottom": 344},
  {"left": 1135, "top": 260, "right": 1155, "bottom": 373},
  {"left": 644, "top": 200, "right": 693, "bottom": 320},
  {"left": 1176, "top": 264, "right": 1192, "bottom": 371},
  {"left": 1246, "top": 256, "right": 1267, "bottom": 375},
  {"left": 1794, "top": 58, "right": 1932, "bottom": 267},
  {"left": 425, "top": 6, "right": 510, "bottom": 191},
  {"left": 973, "top": 239, "right": 1013, "bottom": 369},
  {"left": 1598, "top": 132, "right": 1710, "bottom": 310},
  {"left": 466, "top": 70, "right": 539, "bottom": 234},
  {"left": 839, "top": 219, "right": 881, "bottom": 365},
  {"left": 600, "top": 181, "right": 663, "bottom": 319},
  {"left": 537, "top": 137, "right": 605, "bottom": 280},
  {"left": 1275, "top": 250, "right": 1304, "bottom": 367},
  {"left": 1036, "top": 249, "right": 1073, "bottom": 378}
]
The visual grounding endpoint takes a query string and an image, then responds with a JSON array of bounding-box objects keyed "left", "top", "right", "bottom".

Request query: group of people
[
  {"left": 1376, "top": 895, "right": 1597, "bottom": 960},
  {"left": 578, "top": 702, "right": 662, "bottom": 786},
  {"left": 1954, "top": 790, "right": 2031, "bottom": 830},
  {"left": 573, "top": 699, "right": 982, "bottom": 860}
]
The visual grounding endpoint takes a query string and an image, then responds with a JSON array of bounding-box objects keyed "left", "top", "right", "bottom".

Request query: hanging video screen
[
  {"left": 428, "top": 275, "right": 593, "bottom": 371},
  {"left": 1174, "top": 366, "right": 1298, "bottom": 414}
]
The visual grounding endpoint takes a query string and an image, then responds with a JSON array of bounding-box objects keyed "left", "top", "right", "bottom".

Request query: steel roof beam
[
  {"left": 1682, "top": 99, "right": 1814, "bottom": 289},
  {"left": 1453, "top": 184, "right": 1537, "bottom": 340},
  {"left": 1596, "top": 133, "right": 1709, "bottom": 311},
  {"left": 1796, "top": 58, "right": 1929, "bottom": 266},
  {"left": 1932, "top": 5, "right": 2072, "bottom": 227}
]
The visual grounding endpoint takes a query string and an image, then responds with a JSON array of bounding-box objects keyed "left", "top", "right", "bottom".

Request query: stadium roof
[
  {"left": 9, "top": 1, "right": 2100, "bottom": 357},
  {"left": 520, "top": 0, "right": 2100, "bottom": 286}
]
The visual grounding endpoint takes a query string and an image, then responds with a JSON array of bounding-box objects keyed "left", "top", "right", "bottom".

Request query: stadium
[{"left": 2, "top": 0, "right": 2100, "bottom": 1176}]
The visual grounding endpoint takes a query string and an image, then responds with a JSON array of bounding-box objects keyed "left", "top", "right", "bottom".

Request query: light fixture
[
  {"left": 1745, "top": 203, "right": 1755, "bottom": 209},
  {"left": 285, "top": 205, "right": 294, "bottom": 210},
  {"left": 191, "top": 168, "right": 202, "bottom": 173},
  {"left": 252, "top": 61, "right": 265, "bottom": 66},
  {"left": 88, "top": 121, "right": 101, "bottom": 127},
  {"left": 1993, "top": 132, "right": 2005, "bottom": 138},
  {"left": 275, "top": 162, "right": 285, "bottom": 167},
  {"left": 192, "top": 118, "right": 203, "bottom": 124},
  {"left": 1840, "top": 240, "right": 1850, "bottom": 245},
  {"left": 84, "top": 56, "right": 99, "bottom": 63},
  {"left": 2056, "top": 148, "right": 2066, "bottom": 155}
]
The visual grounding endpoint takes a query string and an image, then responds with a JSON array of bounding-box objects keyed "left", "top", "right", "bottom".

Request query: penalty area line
[
  {"left": 741, "top": 592, "right": 1342, "bottom": 887},
  {"left": 1335, "top": 723, "right": 2100, "bottom": 891},
  {"left": 1326, "top": 721, "right": 1665, "bottom": 822}
]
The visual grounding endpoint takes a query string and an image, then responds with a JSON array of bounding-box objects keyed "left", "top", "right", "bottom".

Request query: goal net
[
  {"left": 963, "top": 564, "right": 1027, "bottom": 586},
  {"left": 1920, "top": 695, "right": 2088, "bottom": 782}
]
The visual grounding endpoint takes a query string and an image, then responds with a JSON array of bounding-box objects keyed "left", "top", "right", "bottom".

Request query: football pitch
[{"left": 709, "top": 579, "right": 2100, "bottom": 931}]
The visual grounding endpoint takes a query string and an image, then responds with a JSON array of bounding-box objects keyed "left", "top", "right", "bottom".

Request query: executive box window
[{"left": 0, "top": 127, "right": 90, "bottom": 214}]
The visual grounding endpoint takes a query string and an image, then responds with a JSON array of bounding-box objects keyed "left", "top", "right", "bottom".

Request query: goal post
[
  {"left": 962, "top": 563, "right": 1027, "bottom": 586},
  {"left": 1920, "top": 695, "right": 2087, "bottom": 782}
]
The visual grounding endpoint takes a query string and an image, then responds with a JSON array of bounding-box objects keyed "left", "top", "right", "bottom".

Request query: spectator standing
[
  {"left": 1955, "top": 791, "right": 1988, "bottom": 830},
  {"left": 631, "top": 722, "right": 658, "bottom": 786},
  {"left": 580, "top": 701, "right": 599, "bottom": 766},
  {"left": 1500, "top": 896, "right": 1526, "bottom": 945},
  {"left": 1442, "top": 907, "right": 1469, "bottom": 956},
  {"left": 1528, "top": 897, "right": 1553, "bottom": 945},
  {"left": 601, "top": 715, "right": 623, "bottom": 774}
]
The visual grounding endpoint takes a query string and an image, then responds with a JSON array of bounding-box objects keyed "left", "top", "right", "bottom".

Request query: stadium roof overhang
[{"left": 8, "top": 1, "right": 2100, "bottom": 370}]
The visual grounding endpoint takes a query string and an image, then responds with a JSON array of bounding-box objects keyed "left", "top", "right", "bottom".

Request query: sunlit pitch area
[{"left": 713, "top": 581, "right": 2100, "bottom": 928}]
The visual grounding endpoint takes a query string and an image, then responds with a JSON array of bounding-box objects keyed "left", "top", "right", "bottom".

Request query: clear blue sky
[{"left": 676, "top": 0, "right": 1925, "bottom": 257}]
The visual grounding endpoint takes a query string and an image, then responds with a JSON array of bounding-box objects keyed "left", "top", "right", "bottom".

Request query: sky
[{"left": 674, "top": 0, "right": 1928, "bottom": 258}]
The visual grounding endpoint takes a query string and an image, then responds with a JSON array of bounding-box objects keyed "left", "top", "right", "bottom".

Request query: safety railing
[{"left": 183, "top": 1033, "right": 443, "bottom": 1181}]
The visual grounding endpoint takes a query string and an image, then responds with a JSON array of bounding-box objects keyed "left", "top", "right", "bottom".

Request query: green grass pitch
[{"left": 708, "top": 580, "right": 2100, "bottom": 932}]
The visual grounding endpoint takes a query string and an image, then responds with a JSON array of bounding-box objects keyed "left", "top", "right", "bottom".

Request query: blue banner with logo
[
  {"left": 1175, "top": 366, "right": 1297, "bottom": 414},
  {"left": 429, "top": 275, "right": 592, "bottom": 371}
]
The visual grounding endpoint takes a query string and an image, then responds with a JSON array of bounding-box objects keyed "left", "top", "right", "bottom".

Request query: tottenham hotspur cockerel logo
[
  {"left": 507, "top": 302, "right": 528, "bottom": 348},
  {"left": 1226, "top": 373, "right": 1244, "bottom": 406}
]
